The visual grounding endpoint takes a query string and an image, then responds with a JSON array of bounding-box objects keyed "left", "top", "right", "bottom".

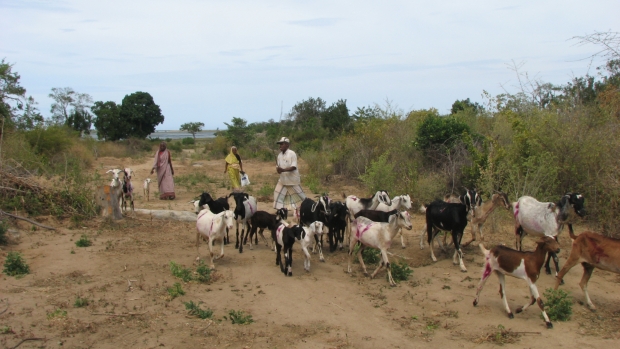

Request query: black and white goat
[
  {"left": 325, "top": 201, "right": 348, "bottom": 252},
  {"left": 347, "top": 211, "right": 413, "bottom": 286},
  {"left": 299, "top": 195, "right": 331, "bottom": 261},
  {"left": 121, "top": 168, "right": 135, "bottom": 215},
  {"left": 473, "top": 236, "right": 561, "bottom": 329},
  {"left": 375, "top": 194, "right": 412, "bottom": 248},
  {"left": 191, "top": 192, "right": 231, "bottom": 242},
  {"left": 343, "top": 190, "right": 391, "bottom": 245},
  {"left": 425, "top": 189, "right": 478, "bottom": 272},
  {"left": 513, "top": 193, "right": 586, "bottom": 277},
  {"left": 272, "top": 223, "right": 305, "bottom": 276},
  {"left": 247, "top": 208, "right": 288, "bottom": 250},
  {"left": 195, "top": 209, "right": 235, "bottom": 269},
  {"left": 229, "top": 192, "right": 258, "bottom": 253}
]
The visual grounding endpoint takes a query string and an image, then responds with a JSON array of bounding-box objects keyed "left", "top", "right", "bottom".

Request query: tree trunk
[{"left": 95, "top": 185, "right": 122, "bottom": 220}]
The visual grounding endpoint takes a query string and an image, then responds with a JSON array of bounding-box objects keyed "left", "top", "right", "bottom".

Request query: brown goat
[
  {"left": 462, "top": 192, "right": 511, "bottom": 246},
  {"left": 473, "top": 236, "right": 561, "bottom": 329},
  {"left": 554, "top": 227, "right": 620, "bottom": 310}
]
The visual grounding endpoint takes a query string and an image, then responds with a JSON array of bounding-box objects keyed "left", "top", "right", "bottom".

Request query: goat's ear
[{"left": 547, "top": 203, "right": 556, "bottom": 210}]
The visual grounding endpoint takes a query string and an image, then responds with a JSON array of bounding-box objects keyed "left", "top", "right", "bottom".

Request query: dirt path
[{"left": 1, "top": 153, "right": 619, "bottom": 348}]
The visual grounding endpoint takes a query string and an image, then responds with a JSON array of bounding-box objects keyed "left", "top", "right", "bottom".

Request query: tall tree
[
  {"left": 224, "top": 117, "right": 249, "bottom": 146},
  {"left": 49, "top": 87, "right": 93, "bottom": 133},
  {"left": 120, "top": 92, "right": 164, "bottom": 139},
  {"left": 66, "top": 109, "right": 93, "bottom": 135},
  {"left": 180, "top": 121, "right": 205, "bottom": 140},
  {"left": 288, "top": 97, "right": 326, "bottom": 129},
  {"left": 450, "top": 98, "right": 482, "bottom": 115},
  {"left": 92, "top": 101, "right": 125, "bottom": 141},
  {"left": 321, "top": 99, "right": 352, "bottom": 135},
  {"left": 0, "top": 59, "right": 27, "bottom": 127}
]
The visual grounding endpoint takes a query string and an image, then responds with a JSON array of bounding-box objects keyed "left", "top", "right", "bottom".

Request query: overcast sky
[{"left": 1, "top": 0, "right": 618, "bottom": 130}]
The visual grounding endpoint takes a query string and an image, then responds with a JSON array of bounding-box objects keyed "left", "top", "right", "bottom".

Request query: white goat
[
  {"left": 347, "top": 211, "right": 413, "bottom": 286},
  {"left": 106, "top": 169, "right": 124, "bottom": 208},
  {"left": 195, "top": 209, "right": 235, "bottom": 269},
  {"left": 343, "top": 190, "right": 391, "bottom": 246},
  {"left": 143, "top": 178, "right": 152, "bottom": 201},
  {"left": 513, "top": 193, "right": 586, "bottom": 276},
  {"left": 299, "top": 221, "right": 325, "bottom": 272},
  {"left": 375, "top": 194, "right": 412, "bottom": 248}
]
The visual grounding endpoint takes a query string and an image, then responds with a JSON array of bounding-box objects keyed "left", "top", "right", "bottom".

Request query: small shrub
[
  {"left": 0, "top": 219, "right": 8, "bottom": 245},
  {"left": 304, "top": 174, "right": 325, "bottom": 194},
  {"left": 170, "top": 261, "right": 194, "bottom": 282},
  {"left": 543, "top": 288, "right": 572, "bottom": 321},
  {"left": 228, "top": 310, "right": 254, "bottom": 324},
  {"left": 195, "top": 261, "right": 212, "bottom": 283},
  {"left": 182, "top": 137, "right": 195, "bottom": 145},
  {"left": 3, "top": 251, "right": 30, "bottom": 276},
  {"left": 390, "top": 260, "right": 413, "bottom": 282},
  {"left": 47, "top": 309, "right": 67, "bottom": 320},
  {"left": 256, "top": 184, "right": 274, "bottom": 198},
  {"left": 75, "top": 234, "right": 92, "bottom": 247},
  {"left": 167, "top": 282, "right": 185, "bottom": 299},
  {"left": 184, "top": 301, "right": 213, "bottom": 319},
  {"left": 74, "top": 296, "right": 89, "bottom": 308},
  {"left": 167, "top": 141, "right": 183, "bottom": 152},
  {"left": 362, "top": 248, "right": 381, "bottom": 265}
]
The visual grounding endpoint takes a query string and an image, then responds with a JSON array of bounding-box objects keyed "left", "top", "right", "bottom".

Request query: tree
[
  {"left": 14, "top": 96, "right": 44, "bottom": 131},
  {"left": 321, "top": 99, "right": 352, "bottom": 134},
  {"left": 49, "top": 87, "right": 93, "bottom": 135},
  {"left": 0, "top": 59, "right": 27, "bottom": 130},
  {"left": 92, "top": 101, "right": 125, "bottom": 141},
  {"left": 450, "top": 98, "right": 482, "bottom": 115},
  {"left": 119, "top": 92, "right": 164, "bottom": 139},
  {"left": 180, "top": 122, "right": 205, "bottom": 140},
  {"left": 288, "top": 97, "right": 326, "bottom": 129},
  {"left": 223, "top": 117, "right": 249, "bottom": 146},
  {"left": 66, "top": 109, "right": 92, "bottom": 135},
  {"left": 416, "top": 114, "right": 471, "bottom": 150}
]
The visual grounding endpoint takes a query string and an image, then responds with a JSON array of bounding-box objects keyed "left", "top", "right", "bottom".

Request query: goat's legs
[
  {"left": 523, "top": 282, "right": 553, "bottom": 328},
  {"left": 346, "top": 238, "right": 358, "bottom": 274},
  {"left": 579, "top": 262, "right": 596, "bottom": 310},
  {"left": 545, "top": 251, "right": 561, "bottom": 278},
  {"left": 473, "top": 262, "right": 494, "bottom": 306},
  {"left": 315, "top": 234, "right": 326, "bottom": 262},
  {"left": 452, "top": 231, "right": 467, "bottom": 272},
  {"left": 301, "top": 240, "right": 311, "bottom": 272},
  {"left": 496, "top": 272, "right": 514, "bottom": 319},
  {"left": 419, "top": 224, "right": 427, "bottom": 249},
  {"left": 356, "top": 245, "right": 369, "bottom": 276},
  {"left": 462, "top": 224, "right": 480, "bottom": 247},
  {"left": 284, "top": 246, "right": 293, "bottom": 276},
  {"left": 398, "top": 228, "right": 406, "bottom": 249}
]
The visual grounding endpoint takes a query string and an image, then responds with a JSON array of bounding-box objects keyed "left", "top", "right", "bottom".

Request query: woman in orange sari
[
  {"left": 224, "top": 146, "right": 244, "bottom": 191},
  {"left": 150, "top": 142, "right": 176, "bottom": 200}
]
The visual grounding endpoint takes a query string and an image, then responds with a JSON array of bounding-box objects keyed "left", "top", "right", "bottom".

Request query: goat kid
[
  {"left": 195, "top": 210, "right": 235, "bottom": 269},
  {"left": 121, "top": 168, "right": 135, "bottom": 214},
  {"left": 143, "top": 178, "right": 152, "bottom": 201},
  {"left": 247, "top": 208, "right": 288, "bottom": 250},
  {"left": 299, "top": 221, "right": 325, "bottom": 272},
  {"left": 513, "top": 193, "right": 586, "bottom": 277},
  {"left": 347, "top": 212, "right": 413, "bottom": 286},
  {"left": 473, "top": 236, "right": 561, "bottom": 329},
  {"left": 229, "top": 192, "right": 258, "bottom": 253},
  {"left": 272, "top": 223, "right": 305, "bottom": 276},
  {"left": 554, "top": 226, "right": 620, "bottom": 310}
]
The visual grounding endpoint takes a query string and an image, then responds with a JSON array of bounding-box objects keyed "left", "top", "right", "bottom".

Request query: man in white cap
[{"left": 274, "top": 137, "right": 306, "bottom": 218}]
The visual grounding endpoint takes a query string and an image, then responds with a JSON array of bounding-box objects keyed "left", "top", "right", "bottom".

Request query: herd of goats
[{"left": 105, "top": 168, "right": 620, "bottom": 329}]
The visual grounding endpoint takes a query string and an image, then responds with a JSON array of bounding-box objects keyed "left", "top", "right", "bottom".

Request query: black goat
[
  {"left": 299, "top": 195, "right": 331, "bottom": 260},
  {"left": 325, "top": 201, "right": 348, "bottom": 252},
  {"left": 229, "top": 192, "right": 258, "bottom": 253},
  {"left": 425, "top": 200, "right": 471, "bottom": 272},
  {"left": 247, "top": 208, "right": 288, "bottom": 249},
  {"left": 272, "top": 224, "right": 305, "bottom": 276}
]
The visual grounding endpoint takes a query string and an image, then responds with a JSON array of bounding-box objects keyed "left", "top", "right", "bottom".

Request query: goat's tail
[{"left": 478, "top": 243, "right": 489, "bottom": 256}]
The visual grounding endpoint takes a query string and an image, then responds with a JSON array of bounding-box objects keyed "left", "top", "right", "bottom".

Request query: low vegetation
[
  {"left": 184, "top": 301, "right": 214, "bottom": 319},
  {"left": 543, "top": 288, "right": 573, "bottom": 322},
  {"left": 75, "top": 234, "right": 92, "bottom": 247},
  {"left": 227, "top": 310, "right": 254, "bottom": 325},
  {"left": 3, "top": 251, "right": 30, "bottom": 277}
]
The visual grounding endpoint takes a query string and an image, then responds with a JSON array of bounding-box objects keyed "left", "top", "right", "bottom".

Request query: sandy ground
[{"left": 1, "top": 151, "right": 620, "bottom": 349}]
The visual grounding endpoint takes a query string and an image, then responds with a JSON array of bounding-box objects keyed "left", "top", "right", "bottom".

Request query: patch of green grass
[
  {"left": 175, "top": 172, "right": 212, "bottom": 188},
  {"left": 425, "top": 319, "right": 440, "bottom": 331},
  {"left": 390, "top": 260, "right": 413, "bottom": 282},
  {"left": 543, "top": 288, "right": 572, "bottom": 321},
  {"left": 169, "top": 261, "right": 193, "bottom": 282},
  {"left": 0, "top": 326, "right": 14, "bottom": 334},
  {"left": 75, "top": 234, "right": 92, "bottom": 247},
  {"left": 167, "top": 282, "right": 185, "bottom": 300},
  {"left": 47, "top": 309, "right": 67, "bottom": 320},
  {"left": 228, "top": 310, "right": 254, "bottom": 324},
  {"left": 3, "top": 251, "right": 30, "bottom": 277},
  {"left": 184, "top": 301, "right": 213, "bottom": 319},
  {"left": 256, "top": 184, "right": 274, "bottom": 198},
  {"left": 74, "top": 296, "right": 89, "bottom": 308},
  {"left": 195, "top": 260, "right": 212, "bottom": 283},
  {"left": 303, "top": 174, "right": 325, "bottom": 194}
]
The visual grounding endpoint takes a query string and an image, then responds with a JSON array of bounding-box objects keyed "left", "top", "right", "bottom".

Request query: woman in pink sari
[{"left": 150, "top": 142, "right": 176, "bottom": 200}]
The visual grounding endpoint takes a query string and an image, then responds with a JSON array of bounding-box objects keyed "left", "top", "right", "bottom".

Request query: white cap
[{"left": 276, "top": 137, "right": 290, "bottom": 144}]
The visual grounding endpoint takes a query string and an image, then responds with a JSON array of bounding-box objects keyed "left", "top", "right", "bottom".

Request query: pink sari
[{"left": 153, "top": 150, "right": 175, "bottom": 199}]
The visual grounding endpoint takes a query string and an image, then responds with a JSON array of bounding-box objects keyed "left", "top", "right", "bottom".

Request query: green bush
[
  {"left": 167, "top": 282, "right": 185, "bottom": 299},
  {"left": 228, "top": 310, "right": 254, "bottom": 324},
  {"left": 360, "top": 153, "right": 396, "bottom": 194},
  {"left": 74, "top": 296, "right": 89, "bottom": 308},
  {"left": 184, "top": 301, "right": 213, "bottom": 319},
  {"left": 169, "top": 261, "right": 193, "bottom": 282},
  {"left": 352, "top": 245, "right": 381, "bottom": 265},
  {"left": 3, "top": 251, "right": 30, "bottom": 276},
  {"left": 182, "top": 137, "right": 195, "bottom": 145},
  {"left": 0, "top": 219, "right": 8, "bottom": 245},
  {"left": 390, "top": 260, "right": 413, "bottom": 282},
  {"left": 75, "top": 234, "right": 92, "bottom": 247},
  {"left": 195, "top": 261, "right": 212, "bottom": 283},
  {"left": 543, "top": 288, "right": 572, "bottom": 321}
]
